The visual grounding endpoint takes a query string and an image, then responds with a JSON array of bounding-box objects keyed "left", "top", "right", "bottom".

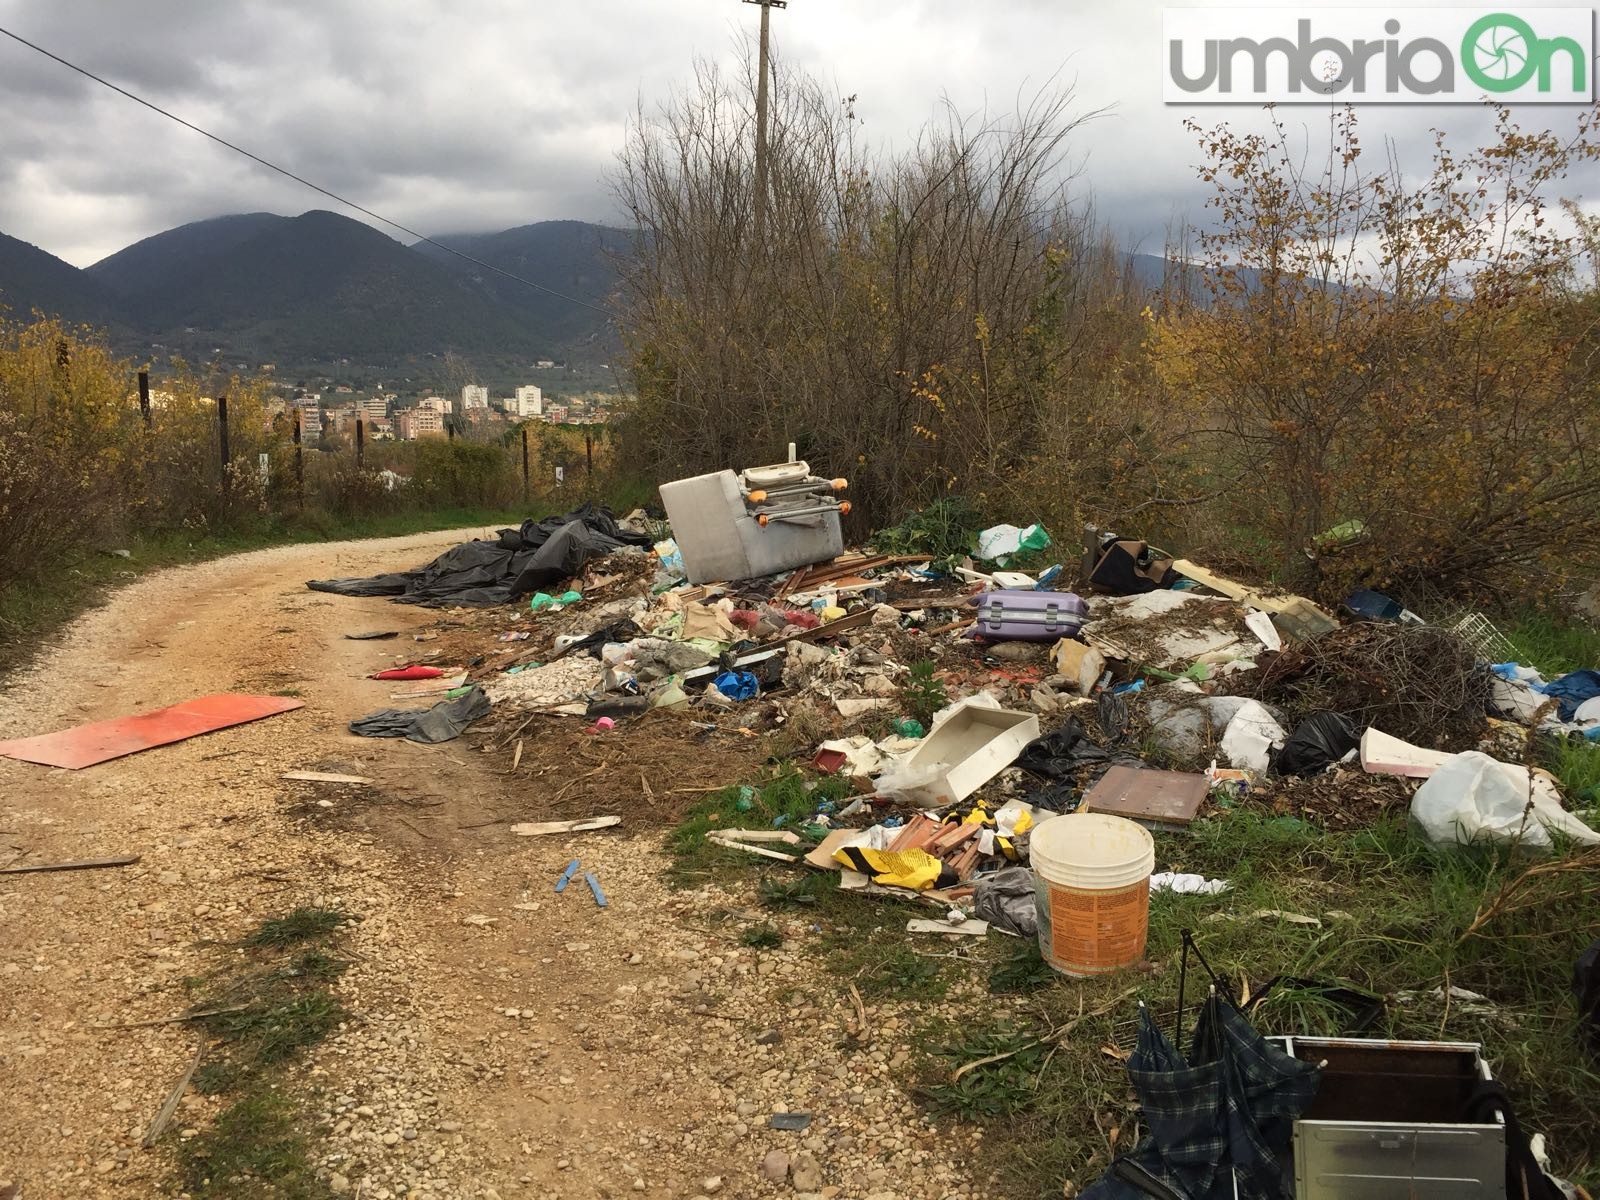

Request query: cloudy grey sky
[{"left": 0, "top": 0, "right": 1595, "bottom": 266}]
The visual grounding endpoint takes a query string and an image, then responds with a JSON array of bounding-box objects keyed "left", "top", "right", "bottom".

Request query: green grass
[
  {"left": 1509, "top": 613, "right": 1600, "bottom": 677},
  {"left": 665, "top": 769, "right": 852, "bottom": 887},
  {"left": 246, "top": 907, "right": 353, "bottom": 948},
  {"left": 741, "top": 925, "right": 784, "bottom": 949},
  {"left": 918, "top": 1022, "right": 1050, "bottom": 1119},
  {"left": 0, "top": 504, "right": 538, "bottom": 671},
  {"left": 176, "top": 1086, "right": 326, "bottom": 1200},
  {"left": 1544, "top": 738, "right": 1600, "bottom": 807},
  {"left": 163, "top": 908, "right": 356, "bottom": 1195}
]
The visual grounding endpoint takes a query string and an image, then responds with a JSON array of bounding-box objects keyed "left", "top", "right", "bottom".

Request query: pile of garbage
[{"left": 314, "top": 506, "right": 1600, "bottom": 875}]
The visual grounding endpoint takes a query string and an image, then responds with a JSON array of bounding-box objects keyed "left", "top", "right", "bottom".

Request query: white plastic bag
[
  {"left": 1219, "top": 700, "right": 1285, "bottom": 773},
  {"left": 1410, "top": 751, "right": 1600, "bottom": 849}
]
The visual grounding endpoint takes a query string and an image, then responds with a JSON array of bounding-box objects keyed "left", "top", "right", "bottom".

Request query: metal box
[{"left": 1273, "top": 1036, "right": 1504, "bottom": 1199}]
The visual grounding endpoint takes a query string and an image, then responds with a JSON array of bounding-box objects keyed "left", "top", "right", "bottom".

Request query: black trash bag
[
  {"left": 1097, "top": 690, "right": 1130, "bottom": 743},
  {"left": 1270, "top": 711, "right": 1360, "bottom": 777},
  {"left": 1577, "top": 937, "right": 1600, "bottom": 1057},
  {"left": 1017, "top": 718, "right": 1142, "bottom": 781},
  {"left": 973, "top": 868, "right": 1038, "bottom": 938},
  {"left": 349, "top": 685, "right": 490, "bottom": 744},
  {"left": 559, "top": 618, "right": 643, "bottom": 661},
  {"left": 307, "top": 504, "right": 652, "bottom": 608}
]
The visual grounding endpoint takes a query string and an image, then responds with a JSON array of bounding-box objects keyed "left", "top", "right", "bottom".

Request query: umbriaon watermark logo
[{"left": 1164, "top": 8, "right": 1593, "bottom": 103}]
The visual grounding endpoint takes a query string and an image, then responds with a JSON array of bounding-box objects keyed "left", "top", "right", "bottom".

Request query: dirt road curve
[{"left": 0, "top": 531, "right": 987, "bottom": 1200}]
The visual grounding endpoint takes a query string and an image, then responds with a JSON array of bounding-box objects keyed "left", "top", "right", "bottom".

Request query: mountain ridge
[{"left": 3, "top": 211, "right": 622, "bottom": 373}]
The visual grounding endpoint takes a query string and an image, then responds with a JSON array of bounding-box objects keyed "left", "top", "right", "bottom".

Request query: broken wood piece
[
  {"left": 142, "top": 1041, "right": 203, "bottom": 1148},
  {"left": 509, "top": 815, "right": 621, "bottom": 837},
  {"left": 929, "top": 823, "right": 979, "bottom": 854},
  {"left": 281, "top": 771, "right": 372, "bottom": 785},
  {"left": 907, "top": 917, "right": 988, "bottom": 936},
  {"left": 706, "top": 835, "right": 800, "bottom": 863},
  {"left": 0, "top": 855, "right": 141, "bottom": 875},
  {"left": 714, "top": 829, "right": 801, "bottom": 845},
  {"left": 99, "top": 1003, "right": 250, "bottom": 1031}
]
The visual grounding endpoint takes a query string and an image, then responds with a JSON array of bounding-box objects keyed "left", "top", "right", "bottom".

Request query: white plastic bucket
[{"left": 1030, "top": 813, "right": 1155, "bottom": 977}]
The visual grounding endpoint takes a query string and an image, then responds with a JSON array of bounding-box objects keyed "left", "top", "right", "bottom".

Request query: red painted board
[{"left": 0, "top": 694, "right": 304, "bottom": 770}]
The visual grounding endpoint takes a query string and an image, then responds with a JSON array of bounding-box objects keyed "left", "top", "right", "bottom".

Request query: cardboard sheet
[{"left": 0, "top": 694, "right": 304, "bottom": 769}]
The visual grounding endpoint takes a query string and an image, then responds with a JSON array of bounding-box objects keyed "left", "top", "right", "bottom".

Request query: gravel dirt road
[{"left": 0, "top": 530, "right": 989, "bottom": 1200}]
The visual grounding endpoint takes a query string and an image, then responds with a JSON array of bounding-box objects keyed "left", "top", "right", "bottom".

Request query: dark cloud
[{"left": 0, "top": 1, "right": 1593, "bottom": 267}]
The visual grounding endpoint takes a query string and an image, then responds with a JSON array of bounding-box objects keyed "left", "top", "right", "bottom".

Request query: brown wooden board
[{"left": 1080, "top": 765, "right": 1210, "bottom": 831}]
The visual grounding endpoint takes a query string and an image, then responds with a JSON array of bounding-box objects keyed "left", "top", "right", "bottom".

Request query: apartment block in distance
[{"left": 397, "top": 408, "right": 446, "bottom": 440}]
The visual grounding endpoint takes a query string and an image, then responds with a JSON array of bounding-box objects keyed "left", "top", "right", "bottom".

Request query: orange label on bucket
[{"left": 1045, "top": 879, "right": 1149, "bottom": 975}]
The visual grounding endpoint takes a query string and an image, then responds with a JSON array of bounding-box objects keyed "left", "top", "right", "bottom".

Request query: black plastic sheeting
[
  {"left": 307, "top": 505, "right": 652, "bottom": 608},
  {"left": 349, "top": 685, "right": 490, "bottom": 744},
  {"left": 1271, "top": 711, "right": 1360, "bottom": 777},
  {"left": 1016, "top": 718, "right": 1145, "bottom": 810}
]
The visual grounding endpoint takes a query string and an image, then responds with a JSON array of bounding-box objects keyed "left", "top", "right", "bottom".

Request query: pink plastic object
[{"left": 594, "top": 717, "right": 617, "bottom": 732}]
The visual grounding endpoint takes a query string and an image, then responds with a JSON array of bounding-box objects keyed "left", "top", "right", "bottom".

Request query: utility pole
[{"left": 742, "top": 0, "right": 786, "bottom": 244}]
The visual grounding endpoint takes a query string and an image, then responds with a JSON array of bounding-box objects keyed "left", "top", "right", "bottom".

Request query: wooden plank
[
  {"left": 509, "top": 815, "right": 621, "bottom": 836},
  {"left": 706, "top": 835, "right": 799, "bottom": 863},
  {"left": 0, "top": 855, "right": 140, "bottom": 875},
  {"left": 142, "top": 1041, "right": 203, "bottom": 1148}
]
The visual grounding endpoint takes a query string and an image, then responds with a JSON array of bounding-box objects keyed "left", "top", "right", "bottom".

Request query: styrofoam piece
[
  {"left": 1360, "top": 727, "right": 1454, "bottom": 779},
  {"left": 659, "top": 469, "right": 843, "bottom": 584},
  {"left": 1245, "top": 609, "right": 1282, "bottom": 652},
  {"left": 877, "top": 699, "right": 1039, "bottom": 808},
  {"left": 1219, "top": 700, "right": 1285, "bottom": 772}
]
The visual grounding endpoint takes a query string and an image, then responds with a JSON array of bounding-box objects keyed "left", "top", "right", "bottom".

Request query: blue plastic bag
[{"left": 713, "top": 670, "right": 759, "bottom": 702}]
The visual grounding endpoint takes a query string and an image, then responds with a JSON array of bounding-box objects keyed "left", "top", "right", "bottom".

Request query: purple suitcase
[{"left": 965, "top": 590, "right": 1088, "bottom": 641}]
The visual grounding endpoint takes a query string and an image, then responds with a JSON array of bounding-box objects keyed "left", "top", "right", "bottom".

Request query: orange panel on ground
[{"left": 0, "top": 694, "right": 304, "bottom": 770}]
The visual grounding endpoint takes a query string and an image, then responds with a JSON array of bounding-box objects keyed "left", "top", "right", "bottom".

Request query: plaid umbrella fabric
[{"left": 1081, "top": 995, "right": 1321, "bottom": 1200}]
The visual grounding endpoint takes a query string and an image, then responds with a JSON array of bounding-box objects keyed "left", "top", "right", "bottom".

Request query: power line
[{"left": 0, "top": 23, "right": 613, "bottom": 315}]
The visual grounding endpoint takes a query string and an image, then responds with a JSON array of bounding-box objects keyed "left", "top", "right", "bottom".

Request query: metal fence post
[
  {"left": 521, "top": 428, "right": 530, "bottom": 500},
  {"left": 356, "top": 417, "right": 365, "bottom": 467},
  {"left": 137, "top": 370, "right": 151, "bottom": 427}
]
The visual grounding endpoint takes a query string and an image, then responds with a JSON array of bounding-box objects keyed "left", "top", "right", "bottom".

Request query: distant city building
[
  {"left": 360, "top": 396, "right": 388, "bottom": 421},
  {"left": 499, "top": 384, "right": 543, "bottom": 418},
  {"left": 397, "top": 409, "right": 445, "bottom": 440},
  {"left": 299, "top": 407, "right": 323, "bottom": 437},
  {"left": 461, "top": 384, "right": 489, "bottom": 410},
  {"left": 419, "top": 396, "right": 452, "bottom": 415},
  {"left": 534, "top": 360, "right": 556, "bottom": 369}
]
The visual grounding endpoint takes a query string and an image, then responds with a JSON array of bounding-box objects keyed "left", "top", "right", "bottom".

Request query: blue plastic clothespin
[
  {"left": 585, "top": 871, "right": 607, "bottom": 908},
  {"left": 555, "top": 860, "right": 581, "bottom": 893}
]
